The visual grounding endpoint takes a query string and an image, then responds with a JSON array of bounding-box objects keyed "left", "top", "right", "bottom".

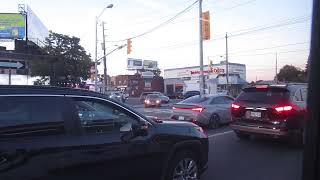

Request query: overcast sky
[{"left": 0, "top": 0, "right": 313, "bottom": 81}]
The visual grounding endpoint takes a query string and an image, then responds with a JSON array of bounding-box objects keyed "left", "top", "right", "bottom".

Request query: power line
[
  {"left": 208, "top": 41, "right": 310, "bottom": 57},
  {"left": 106, "top": 0, "right": 199, "bottom": 43},
  {"left": 143, "top": 15, "right": 310, "bottom": 51}
]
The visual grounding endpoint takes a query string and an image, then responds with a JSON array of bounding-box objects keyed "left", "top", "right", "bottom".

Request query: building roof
[{"left": 164, "top": 61, "right": 245, "bottom": 71}]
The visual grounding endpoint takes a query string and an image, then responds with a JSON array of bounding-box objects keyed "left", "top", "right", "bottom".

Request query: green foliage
[
  {"left": 30, "top": 31, "right": 92, "bottom": 86},
  {"left": 277, "top": 65, "right": 307, "bottom": 83}
]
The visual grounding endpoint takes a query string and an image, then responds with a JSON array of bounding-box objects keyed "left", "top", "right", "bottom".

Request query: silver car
[{"left": 171, "top": 94, "right": 234, "bottom": 129}]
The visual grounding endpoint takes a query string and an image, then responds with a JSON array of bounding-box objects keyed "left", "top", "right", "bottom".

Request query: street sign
[{"left": 0, "top": 60, "right": 25, "bottom": 69}]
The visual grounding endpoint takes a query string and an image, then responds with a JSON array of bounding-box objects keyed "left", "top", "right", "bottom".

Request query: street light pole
[
  {"left": 94, "top": 17, "right": 98, "bottom": 92},
  {"left": 102, "top": 21, "right": 107, "bottom": 93},
  {"left": 225, "top": 32, "right": 229, "bottom": 89},
  {"left": 94, "top": 4, "right": 113, "bottom": 92},
  {"left": 199, "top": 0, "right": 205, "bottom": 96}
]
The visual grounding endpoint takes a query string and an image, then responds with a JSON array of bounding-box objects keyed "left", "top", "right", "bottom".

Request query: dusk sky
[{"left": 0, "top": 0, "right": 312, "bottom": 81}]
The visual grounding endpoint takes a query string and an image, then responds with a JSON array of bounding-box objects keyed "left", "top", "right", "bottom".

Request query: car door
[
  {"left": 63, "top": 96, "right": 159, "bottom": 180},
  {"left": 209, "top": 97, "right": 233, "bottom": 123},
  {"left": 0, "top": 96, "right": 73, "bottom": 180}
]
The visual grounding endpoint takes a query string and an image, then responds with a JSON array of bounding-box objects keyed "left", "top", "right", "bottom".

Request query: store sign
[
  {"left": 141, "top": 71, "right": 154, "bottom": 78},
  {"left": 190, "top": 68, "right": 224, "bottom": 75}
]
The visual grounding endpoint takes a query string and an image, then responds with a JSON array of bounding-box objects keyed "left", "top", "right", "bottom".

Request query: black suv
[
  {"left": 0, "top": 86, "right": 208, "bottom": 180},
  {"left": 230, "top": 84, "right": 307, "bottom": 144}
]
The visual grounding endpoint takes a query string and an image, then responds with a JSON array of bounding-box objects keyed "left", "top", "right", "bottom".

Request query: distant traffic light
[
  {"left": 202, "top": 11, "right": 210, "bottom": 41},
  {"left": 127, "top": 39, "right": 132, "bottom": 54}
]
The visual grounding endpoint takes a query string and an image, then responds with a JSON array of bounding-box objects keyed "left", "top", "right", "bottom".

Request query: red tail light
[
  {"left": 231, "top": 103, "right": 240, "bottom": 110},
  {"left": 173, "top": 106, "right": 203, "bottom": 113},
  {"left": 275, "top": 105, "right": 293, "bottom": 113},
  {"left": 191, "top": 107, "right": 204, "bottom": 113}
]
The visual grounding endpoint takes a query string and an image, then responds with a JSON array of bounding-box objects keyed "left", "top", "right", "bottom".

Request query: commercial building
[
  {"left": 110, "top": 73, "right": 164, "bottom": 97},
  {"left": 164, "top": 61, "right": 247, "bottom": 96}
]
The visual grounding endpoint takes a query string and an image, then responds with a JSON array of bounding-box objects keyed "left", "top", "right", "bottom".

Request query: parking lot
[{"left": 126, "top": 97, "right": 303, "bottom": 180}]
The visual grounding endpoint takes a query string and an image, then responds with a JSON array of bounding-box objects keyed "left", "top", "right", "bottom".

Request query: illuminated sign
[{"left": 0, "top": 13, "right": 25, "bottom": 39}]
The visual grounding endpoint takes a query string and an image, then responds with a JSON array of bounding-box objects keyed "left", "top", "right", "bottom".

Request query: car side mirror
[{"left": 120, "top": 120, "right": 149, "bottom": 142}]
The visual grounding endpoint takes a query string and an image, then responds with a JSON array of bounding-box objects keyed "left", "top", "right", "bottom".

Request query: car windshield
[{"left": 147, "top": 94, "right": 160, "bottom": 98}]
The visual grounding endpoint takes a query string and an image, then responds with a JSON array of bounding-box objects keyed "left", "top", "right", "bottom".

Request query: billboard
[
  {"left": 127, "top": 58, "right": 143, "bottom": 70},
  {"left": 27, "top": 6, "right": 49, "bottom": 47},
  {"left": 0, "top": 13, "right": 25, "bottom": 39},
  {"left": 143, "top": 60, "right": 158, "bottom": 70}
]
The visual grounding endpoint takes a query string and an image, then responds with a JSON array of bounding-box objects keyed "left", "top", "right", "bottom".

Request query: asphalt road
[{"left": 126, "top": 97, "right": 304, "bottom": 180}]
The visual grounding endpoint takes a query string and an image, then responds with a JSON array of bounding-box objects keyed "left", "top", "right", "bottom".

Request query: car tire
[
  {"left": 208, "top": 114, "right": 220, "bottom": 129},
  {"left": 165, "top": 150, "right": 200, "bottom": 180},
  {"left": 235, "top": 132, "right": 250, "bottom": 140}
]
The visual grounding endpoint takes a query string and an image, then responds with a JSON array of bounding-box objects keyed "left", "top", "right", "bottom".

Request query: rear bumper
[{"left": 230, "top": 123, "right": 288, "bottom": 136}]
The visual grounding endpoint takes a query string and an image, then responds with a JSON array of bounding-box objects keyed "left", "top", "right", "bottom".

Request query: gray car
[{"left": 171, "top": 94, "right": 234, "bottom": 128}]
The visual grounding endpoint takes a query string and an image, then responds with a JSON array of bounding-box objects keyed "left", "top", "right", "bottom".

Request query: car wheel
[
  {"left": 208, "top": 114, "right": 220, "bottom": 129},
  {"left": 235, "top": 132, "right": 250, "bottom": 140},
  {"left": 166, "top": 151, "right": 199, "bottom": 180}
]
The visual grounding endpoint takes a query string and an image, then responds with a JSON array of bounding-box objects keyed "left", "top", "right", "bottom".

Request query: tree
[
  {"left": 30, "top": 31, "right": 92, "bottom": 87},
  {"left": 276, "top": 65, "right": 307, "bottom": 83}
]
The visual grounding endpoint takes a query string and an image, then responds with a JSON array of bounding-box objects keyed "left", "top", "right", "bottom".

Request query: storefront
[{"left": 164, "top": 61, "right": 246, "bottom": 95}]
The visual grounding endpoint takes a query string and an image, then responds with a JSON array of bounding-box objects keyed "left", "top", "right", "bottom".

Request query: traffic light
[
  {"left": 127, "top": 39, "right": 132, "bottom": 54},
  {"left": 202, "top": 11, "right": 210, "bottom": 40}
]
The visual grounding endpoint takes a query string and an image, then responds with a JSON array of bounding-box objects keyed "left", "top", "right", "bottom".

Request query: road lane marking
[{"left": 208, "top": 130, "right": 234, "bottom": 138}]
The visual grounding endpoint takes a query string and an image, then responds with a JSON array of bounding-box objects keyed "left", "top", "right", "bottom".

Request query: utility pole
[
  {"left": 199, "top": 0, "right": 205, "bottom": 96},
  {"left": 94, "top": 17, "right": 98, "bottom": 92},
  {"left": 275, "top": 52, "right": 278, "bottom": 83},
  {"left": 225, "top": 32, "right": 229, "bottom": 89},
  {"left": 102, "top": 22, "right": 107, "bottom": 93}
]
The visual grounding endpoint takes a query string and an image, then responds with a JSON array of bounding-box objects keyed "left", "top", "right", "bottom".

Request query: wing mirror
[{"left": 121, "top": 120, "right": 149, "bottom": 142}]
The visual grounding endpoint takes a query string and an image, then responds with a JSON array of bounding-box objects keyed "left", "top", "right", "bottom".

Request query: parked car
[
  {"left": 0, "top": 85, "right": 208, "bottom": 180},
  {"left": 107, "top": 91, "right": 125, "bottom": 103},
  {"left": 229, "top": 84, "right": 308, "bottom": 145},
  {"left": 171, "top": 94, "right": 235, "bottom": 128},
  {"left": 183, "top": 90, "right": 200, "bottom": 99},
  {"left": 166, "top": 91, "right": 184, "bottom": 99},
  {"left": 144, "top": 94, "right": 162, "bottom": 107}
]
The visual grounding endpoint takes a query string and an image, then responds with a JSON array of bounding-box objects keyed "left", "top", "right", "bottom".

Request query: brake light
[
  {"left": 275, "top": 105, "right": 293, "bottom": 112},
  {"left": 231, "top": 103, "right": 240, "bottom": 109},
  {"left": 255, "top": 85, "right": 268, "bottom": 89},
  {"left": 191, "top": 107, "right": 204, "bottom": 113}
]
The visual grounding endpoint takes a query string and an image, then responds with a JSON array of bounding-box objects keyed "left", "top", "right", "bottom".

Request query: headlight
[
  {"left": 145, "top": 100, "right": 150, "bottom": 104},
  {"left": 117, "top": 95, "right": 121, "bottom": 98},
  {"left": 156, "top": 100, "right": 160, "bottom": 103}
]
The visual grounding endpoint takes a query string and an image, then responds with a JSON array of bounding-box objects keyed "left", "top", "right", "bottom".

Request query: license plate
[
  {"left": 178, "top": 116, "right": 185, "bottom": 120},
  {"left": 250, "top": 111, "right": 261, "bottom": 118}
]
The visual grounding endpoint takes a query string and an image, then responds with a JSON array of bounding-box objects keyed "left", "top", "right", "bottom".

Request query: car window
[
  {"left": 181, "top": 95, "right": 209, "bottom": 104},
  {"left": 147, "top": 94, "right": 160, "bottom": 98},
  {"left": 294, "top": 89, "right": 303, "bottom": 101},
  {"left": 210, "top": 97, "right": 228, "bottom": 104},
  {"left": 237, "top": 88, "right": 290, "bottom": 104},
  {"left": 301, "top": 88, "right": 308, "bottom": 102},
  {"left": 73, "top": 98, "right": 138, "bottom": 134},
  {"left": 0, "top": 96, "right": 65, "bottom": 138}
]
